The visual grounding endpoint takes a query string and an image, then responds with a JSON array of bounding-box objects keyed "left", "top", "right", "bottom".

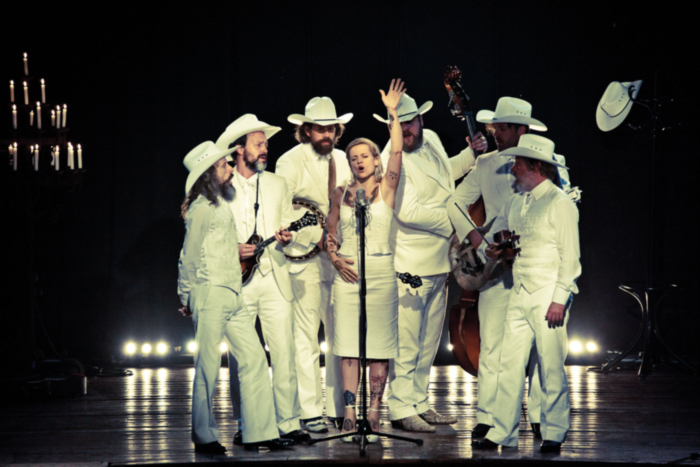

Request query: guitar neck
[{"left": 254, "top": 235, "right": 277, "bottom": 253}]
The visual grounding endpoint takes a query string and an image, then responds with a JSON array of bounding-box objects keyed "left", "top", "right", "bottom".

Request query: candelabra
[{"left": 3, "top": 52, "right": 85, "bottom": 188}]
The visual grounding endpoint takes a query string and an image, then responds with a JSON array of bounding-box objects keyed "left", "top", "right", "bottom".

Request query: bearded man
[{"left": 275, "top": 97, "right": 352, "bottom": 432}]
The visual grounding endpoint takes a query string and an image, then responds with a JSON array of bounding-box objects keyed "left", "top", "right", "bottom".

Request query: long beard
[
  {"left": 311, "top": 138, "right": 335, "bottom": 156},
  {"left": 245, "top": 157, "right": 267, "bottom": 173},
  {"left": 403, "top": 127, "right": 424, "bottom": 153}
]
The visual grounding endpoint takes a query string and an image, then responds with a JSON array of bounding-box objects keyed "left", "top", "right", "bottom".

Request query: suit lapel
[
  {"left": 303, "top": 146, "right": 328, "bottom": 201},
  {"left": 493, "top": 154, "right": 515, "bottom": 202}
]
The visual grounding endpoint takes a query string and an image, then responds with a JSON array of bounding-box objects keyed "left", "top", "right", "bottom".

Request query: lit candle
[
  {"left": 51, "top": 110, "right": 56, "bottom": 127},
  {"left": 30, "top": 110, "right": 34, "bottom": 126},
  {"left": 23, "top": 53, "right": 29, "bottom": 75},
  {"left": 77, "top": 144, "right": 82, "bottom": 169},
  {"left": 10, "top": 80, "right": 14, "bottom": 102},
  {"left": 56, "top": 106, "right": 61, "bottom": 128},
  {"left": 34, "top": 145, "right": 40, "bottom": 171},
  {"left": 12, "top": 105, "right": 17, "bottom": 129},
  {"left": 13, "top": 143, "right": 18, "bottom": 171},
  {"left": 41, "top": 79, "right": 46, "bottom": 103},
  {"left": 36, "top": 102, "right": 42, "bottom": 129},
  {"left": 54, "top": 146, "right": 60, "bottom": 171},
  {"left": 68, "top": 142, "right": 74, "bottom": 170},
  {"left": 23, "top": 81, "right": 28, "bottom": 105},
  {"left": 62, "top": 104, "right": 67, "bottom": 127}
]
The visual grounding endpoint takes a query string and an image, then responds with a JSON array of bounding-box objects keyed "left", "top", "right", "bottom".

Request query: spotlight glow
[
  {"left": 156, "top": 342, "right": 168, "bottom": 355},
  {"left": 447, "top": 344, "right": 454, "bottom": 351},
  {"left": 586, "top": 341, "right": 598, "bottom": 352},
  {"left": 569, "top": 340, "right": 583, "bottom": 355},
  {"left": 187, "top": 341, "right": 197, "bottom": 353},
  {"left": 220, "top": 342, "right": 228, "bottom": 353},
  {"left": 320, "top": 341, "right": 328, "bottom": 353},
  {"left": 142, "top": 343, "right": 152, "bottom": 355},
  {"left": 124, "top": 342, "right": 136, "bottom": 355}
]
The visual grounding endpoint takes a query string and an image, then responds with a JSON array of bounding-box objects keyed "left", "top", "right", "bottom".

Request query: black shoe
[
  {"left": 195, "top": 441, "right": 227, "bottom": 455},
  {"left": 233, "top": 430, "right": 242, "bottom": 446},
  {"left": 330, "top": 417, "right": 344, "bottom": 430},
  {"left": 243, "top": 437, "right": 296, "bottom": 451},
  {"left": 471, "top": 423, "right": 491, "bottom": 438},
  {"left": 540, "top": 440, "right": 562, "bottom": 453},
  {"left": 281, "top": 429, "right": 312, "bottom": 444},
  {"left": 472, "top": 438, "right": 499, "bottom": 449},
  {"left": 531, "top": 423, "right": 541, "bottom": 439}
]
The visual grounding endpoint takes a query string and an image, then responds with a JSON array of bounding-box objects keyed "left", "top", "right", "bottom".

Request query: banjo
[{"left": 284, "top": 199, "right": 327, "bottom": 262}]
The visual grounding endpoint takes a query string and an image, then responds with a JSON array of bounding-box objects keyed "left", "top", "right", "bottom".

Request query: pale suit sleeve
[
  {"left": 449, "top": 146, "right": 477, "bottom": 179},
  {"left": 550, "top": 196, "right": 581, "bottom": 304},
  {"left": 448, "top": 158, "right": 483, "bottom": 242},
  {"left": 178, "top": 202, "right": 214, "bottom": 306}
]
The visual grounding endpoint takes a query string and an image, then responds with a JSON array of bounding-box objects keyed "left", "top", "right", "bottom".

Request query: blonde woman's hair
[{"left": 345, "top": 138, "right": 383, "bottom": 182}]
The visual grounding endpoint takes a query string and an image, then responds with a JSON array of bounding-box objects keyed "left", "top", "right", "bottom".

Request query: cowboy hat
[
  {"left": 596, "top": 80, "right": 642, "bottom": 131},
  {"left": 183, "top": 141, "right": 238, "bottom": 194},
  {"left": 476, "top": 97, "right": 547, "bottom": 132},
  {"left": 373, "top": 93, "right": 432, "bottom": 124},
  {"left": 216, "top": 114, "right": 281, "bottom": 151},
  {"left": 288, "top": 97, "right": 353, "bottom": 125},
  {"left": 500, "top": 134, "right": 568, "bottom": 169}
]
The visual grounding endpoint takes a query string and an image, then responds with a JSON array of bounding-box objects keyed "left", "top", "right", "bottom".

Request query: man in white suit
[
  {"left": 178, "top": 141, "right": 291, "bottom": 454},
  {"left": 376, "top": 94, "right": 486, "bottom": 432},
  {"left": 447, "top": 97, "right": 571, "bottom": 440},
  {"left": 215, "top": 114, "right": 311, "bottom": 446},
  {"left": 275, "top": 97, "right": 352, "bottom": 432}
]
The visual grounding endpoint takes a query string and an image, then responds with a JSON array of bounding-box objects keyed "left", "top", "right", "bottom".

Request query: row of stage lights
[
  {"left": 123, "top": 341, "right": 330, "bottom": 358},
  {"left": 446, "top": 339, "right": 599, "bottom": 356}
]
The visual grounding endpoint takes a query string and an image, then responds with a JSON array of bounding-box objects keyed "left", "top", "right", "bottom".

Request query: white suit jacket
[
  {"left": 275, "top": 143, "right": 350, "bottom": 275},
  {"left": 230, "top": 171, "right": 295, "bottom": 301},
  {"left": 379, "top": 129, "right": 476, "bottom": 276}
]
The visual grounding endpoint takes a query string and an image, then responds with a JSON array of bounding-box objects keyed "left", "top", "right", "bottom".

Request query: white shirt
[{"left": 234, "top": 170, "right": 272, "bottom": 276}]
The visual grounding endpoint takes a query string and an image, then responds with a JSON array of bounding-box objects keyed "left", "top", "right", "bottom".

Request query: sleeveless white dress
[{"left": 332, "top": 187, "right": 398, "bottom": 359}]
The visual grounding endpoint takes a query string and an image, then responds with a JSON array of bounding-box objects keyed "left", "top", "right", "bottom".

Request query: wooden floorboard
[{"left": 1, "top": 365, "right": 699, "bottom": 466}]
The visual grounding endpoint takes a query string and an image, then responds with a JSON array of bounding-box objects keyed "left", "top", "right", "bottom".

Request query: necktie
[
  {"left": 327, "top": 155, "right": 336, "bottom": 201},
  {"left": 521, "top": 192, "right": 533, "bottom": 216}
]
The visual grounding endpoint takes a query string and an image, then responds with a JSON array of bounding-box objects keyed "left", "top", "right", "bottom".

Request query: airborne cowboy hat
[
  {"left": 373, "top": 93, "right": 432, "bottom": 124},
  {"left": 216, "top": 114, "right": 281, "bottom": 151},
  {"left": 500, "top": 134, "right": 568, "bottom": 169},
  {"left": 476, "top": 97, "right": 547, "bottom": 132},
  {"left": 288, "top": 97, "right": 353, "bottom": 125},
  {"left": 596, "top": 80, "right": 642, "bottom": 132},
  {"left": 183, "top": 141, "right": 238, "bottom": 194}
]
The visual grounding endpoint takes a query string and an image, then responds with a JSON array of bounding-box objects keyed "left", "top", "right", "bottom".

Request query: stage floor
[{"left": 1, "top": 365, "right": 698, "bottom": 466}]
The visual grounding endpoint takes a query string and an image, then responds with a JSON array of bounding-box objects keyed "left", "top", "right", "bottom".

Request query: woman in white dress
[{"left": 324, "top": 79, "right": 405, "bottom": 442}]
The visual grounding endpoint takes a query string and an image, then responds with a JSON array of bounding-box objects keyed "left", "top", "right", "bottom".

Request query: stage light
[
  {"left": 124, "top": 342, "right": 136, "bottom": 355},
  {"left": 142, "top": 343, "right": 152, "bottom": 355},
  {"left": 320, "top": 341, "right": 328, "bottom": 353},
  {"left": 156, "top": 342, "right": 168, "bottom": 355},
  {"left": 569, "top": 340, "right": 583, "bottom": 355},
  {"left": 220, "top": 342, "right": 228, "bottom": 353},
  {"left": 586, "top": 341, "right": 598, "bottom": 353},
  {"left": 447, "top": 344, "right": 454, "bottom": 351},
  {"left": 187, "top": 341, "right": 197, "bottom": 353}
]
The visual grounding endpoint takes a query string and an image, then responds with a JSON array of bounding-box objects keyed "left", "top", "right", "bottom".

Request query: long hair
[
  {"left": 523, "top": 158, "right": 561, "bottom": 188},
  {"left": 181, "top": 165, "right": 221, "bottom": 219},
  {"left": 345, "top": 138, "right": 383, "bottom": 182},
  {"left": 294, "top": 122, "right": 345, "bottom": 144}
]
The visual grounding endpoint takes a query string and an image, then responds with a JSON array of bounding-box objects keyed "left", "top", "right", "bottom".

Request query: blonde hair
[{"left": 345, "top": 138, "right": 383, "bottom": 182}]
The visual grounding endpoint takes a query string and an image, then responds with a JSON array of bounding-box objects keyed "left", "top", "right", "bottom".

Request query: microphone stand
[{"left": 310, "top": 189, "right": 422, "bottom": 455}]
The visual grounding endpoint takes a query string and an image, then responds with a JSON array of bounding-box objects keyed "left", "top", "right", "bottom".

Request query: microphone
[{"left": 356, "top": 188, "right": 367, "bottom": 207}]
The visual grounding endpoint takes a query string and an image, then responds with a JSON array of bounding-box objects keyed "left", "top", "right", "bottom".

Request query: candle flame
[
  {"left": 23, "top": 81, "right": 27, "bottom": 87},
  {"left": 24, "top": 53, "right": 27, "bottom": 58},
  {"left": 63, "top": 104, "right": 67, "bottom": 109},
  {"left": 13, "top": 104, "right": 16, "bottom": 110},
  {"left": 37, "top": 101, "right": 40, "bottom": 107},
  {"left": 14, "top": 142, "right": 18, "bottom": 148},
  {"left": 78, "top": 144, "right": 82, "bottom": 149},
  {"left": 10, "top": 80, "right": 14, "bottom": 85},
  {"left": 41, "top": 79, "right": 45, "bottom": 85},
  {"left": 52, "top": 110, "right": 55, "bottom": 115}
]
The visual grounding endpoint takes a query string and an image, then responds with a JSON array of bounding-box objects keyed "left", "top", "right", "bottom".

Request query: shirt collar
[
  {"left": 235, "top": 170, "right": 257, "bottom": 187},
  {"left": 529, "top": 178, "right": 553, "bottom": 201},
  {"left": 305, "top": 144, "right": 332, "bottom": 161}
]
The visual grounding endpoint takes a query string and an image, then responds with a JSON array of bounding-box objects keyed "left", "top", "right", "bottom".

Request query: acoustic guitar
[{"left": 241, "top": 211, "right": 317, "bottom": 286}]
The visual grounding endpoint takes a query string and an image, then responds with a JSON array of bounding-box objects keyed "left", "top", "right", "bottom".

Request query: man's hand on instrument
[
  {"left": 484, "top": 243, "right": 501, "bottom": 261},
  {"left": 545, "top": 302, "right": 566, "bottom": 328},
  {"left": 333, "top": 256, "right": 358, "bottom": 283},
  {"left": 466, "top": 131, "right": 488, "bottom": 153},
  {"left": 275, "top": 228, "right": 293, "bottom": 245},
  {"left": 467, "top": 230, "right": 483, "bottom": 248},
  {"left": 179, "top": 305, "right": 192, "bottom": 317},
  {"left": 238, "top": 243, "right": 257, "bottom": 260}
]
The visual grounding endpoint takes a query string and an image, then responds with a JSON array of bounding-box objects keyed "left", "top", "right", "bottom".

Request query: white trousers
[
  {"left": 191, "top": 285, "right": 277, "bottom": 444},
  {"left": 388, "top": 273, "right": 448, "bottom": 420},
  {"left": 228, "top": 271, "right": 301, "bottom": 434},
  {"left": 487, "top": 284, "right": 570, "bottom": 447},
  {"left": 476, "top": 280, "right": 543, "bottom": 425},
  {"left": 290, "top": 264, "right": 343, "bottom": 419}
]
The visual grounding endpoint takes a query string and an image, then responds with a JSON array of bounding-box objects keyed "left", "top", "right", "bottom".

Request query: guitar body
[{"left": 240, "top": 233, "right": 262, "bottom": 286}]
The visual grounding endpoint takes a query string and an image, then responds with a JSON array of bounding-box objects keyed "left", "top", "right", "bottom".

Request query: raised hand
[{"left": 380, "top": 79, "right": 406, "bottom": 111}]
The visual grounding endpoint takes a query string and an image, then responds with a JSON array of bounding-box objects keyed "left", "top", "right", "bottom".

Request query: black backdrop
[{"left": 3, "top": 1, "right": 698, "bottom": 367}]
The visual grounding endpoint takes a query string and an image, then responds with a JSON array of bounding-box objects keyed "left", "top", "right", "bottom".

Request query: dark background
[{"left": 2, "top": 1, "right": 697, "bottom": 368}]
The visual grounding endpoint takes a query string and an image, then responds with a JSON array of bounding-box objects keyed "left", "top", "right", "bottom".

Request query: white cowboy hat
[
  {"left": 288, "top": 97, "right": 353, "bottom": 125},
  {"left": 500, "top": 134, "right": 568, "bottom": 169},
  {"left": 596, "top": 80, "right": 642, "bottom": 132},
  {"left": 373, "top": 93, "right": 432, "bottom": 124},
  {"left": 183, "top": 141, "right": 238, "bottom": 194},
  {"left": 215, "top": 114, "right": 281, "bottom": 151},
  {"left": 476, "top": 97, "right": 547, "bottom": 132}
]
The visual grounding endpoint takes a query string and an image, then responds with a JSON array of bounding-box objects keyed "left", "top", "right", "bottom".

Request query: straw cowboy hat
[
  {"left": 216, "top": 114, "right": 281, "bottom": 151},
  {"left": 288, "top": 97, "right": 353, "bottom": 125},
  {"left": 476, "top": 97, "right": 547, "bottom": 132},
  {"left": 373, "top": 93, "right": 432, "bottom": 124},
  {"left": 500, "top": 134, "right": 568, "bottom": 169},
  {"left": 596, "top": 80, "right": 642, "bottom": 132},
  {"left": 183, "top": 141, "right": 238, "bottom": 194}
]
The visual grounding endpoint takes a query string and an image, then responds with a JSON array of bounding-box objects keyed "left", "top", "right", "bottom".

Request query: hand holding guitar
[
  {"left": 274, "top": 228, "right": 293, "bottom": 245},
  {"left": 466, "top": 133, "right": 488, "bottom": 153},
  {"left": 238, "top": 243, "right": 257, "bottom": 261}
]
